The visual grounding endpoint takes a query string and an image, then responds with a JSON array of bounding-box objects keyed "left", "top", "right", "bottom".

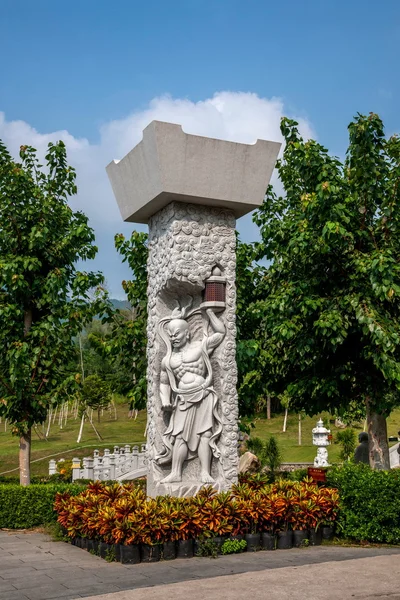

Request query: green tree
[
  {"left": 0, "top": 140, "right": 106, "bottom": 484},
  {"left": 96, "top": 231, "right": 148, "bottom": 411},
  {"left": 81, "top": 374, "right": 112, "bottom": 423},
  {"left": 249, "top": 113, "right": 400, "bottom": 469}
]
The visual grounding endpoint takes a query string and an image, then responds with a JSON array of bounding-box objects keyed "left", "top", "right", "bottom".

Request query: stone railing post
[{"left": 72, "top": 458, "right": 81, "bottom": 482}]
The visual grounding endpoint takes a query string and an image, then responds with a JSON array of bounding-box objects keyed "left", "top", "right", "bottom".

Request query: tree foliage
[
  {"left": 242, "top": 114, "right": 400, "bottom": 415},
  {"left": 81, "top": 374, "right": 111, "bottom": 421},
  {"left": 237, "top": 113, "right": 400, "bottom": 468},
  {"left": 0, "top": 140, "right": 106, "bottom": 482},
  {"left": 335, "top": 429, "right": 357, "bottom": 462},
  {"left": 92, "top": 231, "right": 148, "bottom": 411}
]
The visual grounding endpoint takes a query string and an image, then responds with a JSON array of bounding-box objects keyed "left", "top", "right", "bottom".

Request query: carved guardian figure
[{"left": 156, "top": 303, "right": 225, "bottom": 483}]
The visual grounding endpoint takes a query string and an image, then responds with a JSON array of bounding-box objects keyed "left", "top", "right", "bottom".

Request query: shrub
[
  {"left": 0, "top": 483, "right": 85, "bottom": 529},
  {"left": 288, "top": 468, "right": 308, "bottom": 482},
  {"left": 221, "top": 538, "right": 247, "bottom": 554},
  {"left": 263, "top": 436, "right": 282, "bottom": 474},
  {"left": 245, "top": 435, "right": 282, "bottom": 475},
  {"left": 326, "top": 463, "right": 400, "bottom": 543},
  {"left": 335, "top": 429, "right": 357, "bottom": 462}
]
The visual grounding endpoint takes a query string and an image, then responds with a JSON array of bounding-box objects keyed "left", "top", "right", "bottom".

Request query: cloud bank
[{"left": 0, "top": 92, "right": 315, "bottom": 297}]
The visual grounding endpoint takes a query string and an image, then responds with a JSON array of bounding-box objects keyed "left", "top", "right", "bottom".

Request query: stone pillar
[
  {"left": 144, "top": 202, "right": 238, "bottom": 497},
  {"left": 72, "top": 458, "right": 81, "bottom": 482},
  {"left": 106, "top": 120, "right": 280, "bottom": 498},
  {"left": 86, "top": 457, "right": 94, "bottom": 480},
  {"left": 109, "top": 455, "right": 116, "bottom": 480}
]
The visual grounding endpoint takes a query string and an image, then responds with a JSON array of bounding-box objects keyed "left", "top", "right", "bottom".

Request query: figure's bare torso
[{"left": 169, "top": 341, "right": 206, "bottom": 390}]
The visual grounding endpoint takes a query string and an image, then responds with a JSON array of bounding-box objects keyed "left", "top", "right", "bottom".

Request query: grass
[
  {"left": 1, "top": 403, "right": 400, "bottom": 477},
  {"left": 0, "top": 402, "right": 147, "bottom": 477}
]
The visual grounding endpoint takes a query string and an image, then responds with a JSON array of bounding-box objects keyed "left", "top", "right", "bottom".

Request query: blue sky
[{"left": 1, "top": 0, "right": 399, "bottom": 296}]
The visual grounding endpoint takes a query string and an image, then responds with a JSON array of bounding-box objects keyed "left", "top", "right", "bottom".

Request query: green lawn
[
  {"left": 0, "top": 403, "right": 147, "bottom": 477},
  {"left": 1, "top": 403, "right": 400, "bottom": 477}
]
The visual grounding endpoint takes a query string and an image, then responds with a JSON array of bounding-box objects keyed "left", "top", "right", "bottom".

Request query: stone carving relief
[{"left": 146, "top": 202, "right": 238, "bottom": 497}]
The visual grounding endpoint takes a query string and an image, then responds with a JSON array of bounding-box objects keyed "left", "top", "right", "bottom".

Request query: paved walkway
[{"left": 1, "top": 530, "right": 400, "bottom": 600}]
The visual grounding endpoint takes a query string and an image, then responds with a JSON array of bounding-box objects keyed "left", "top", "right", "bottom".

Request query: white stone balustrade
[{"left": 49, "top": 444, "right": 147, "bottom": 482}]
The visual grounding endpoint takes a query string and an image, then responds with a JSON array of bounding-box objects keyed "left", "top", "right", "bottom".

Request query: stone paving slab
[
  {"left": 2, "top": 530, "right": 400, "bottom": 600},
  {"left": 83, "top": 555, "right": 400, "bottom": 600}
]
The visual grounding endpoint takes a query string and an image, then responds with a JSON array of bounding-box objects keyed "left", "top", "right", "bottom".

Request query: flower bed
[{"left": 54, "top": 476, "right": 339, "bottom": 562}]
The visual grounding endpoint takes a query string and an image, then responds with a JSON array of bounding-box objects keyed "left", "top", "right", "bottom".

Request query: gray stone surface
[
  {"left": 2, "top": 530, "right": 400, "bottom": 600},
  {"left": 106, "top": 121, "right": 281, "bottom": 223},
  {"left": 145, "top": 202, "right": 238, "bottom": 497}
]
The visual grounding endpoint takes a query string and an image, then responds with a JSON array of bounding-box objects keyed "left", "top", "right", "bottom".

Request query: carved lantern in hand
[{"left": 201, "top": 266, "right": 226, "bottom": 311}]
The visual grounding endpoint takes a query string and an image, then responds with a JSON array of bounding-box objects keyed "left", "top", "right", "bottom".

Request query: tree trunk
[
  {"left": 266, "top": 395, "right": 271, "bottom": 420},
  {"left": 79, "top": 334, "right": 85, "bottom": 381},
  {"left": 298, "top": 413, "right": 302, "bottom": 446},
  {"left": 283, "top": 408, "right": 288, "bottom": 433},
  {"left": 21, "top": 309, "right": 33, "bottom": 485},
  {"left": 89, "top": 419, "right": 103, "bottom": 441},
  {"left": 46, "top": 410, "right": 52, "bottom": 438},
  {"left": 366, "top": 400, "right": 390, "bottom": 470},
  {"left": 19, "top": 430, "right": 31, "bottom": 486},
  {"left": 77, "top": 414, "right": 85, "bottom": 443}
]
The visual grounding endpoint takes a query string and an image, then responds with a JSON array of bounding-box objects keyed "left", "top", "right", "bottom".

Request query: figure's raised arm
[{"left": 205, "top": 308, "right": 226, "bottom": 352}]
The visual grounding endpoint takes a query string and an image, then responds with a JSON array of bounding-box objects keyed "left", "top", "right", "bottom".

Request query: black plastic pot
[
  {"left": 120, "top": 544, "right": 141, "bottom": 564},
  {"left": 261, "top": 532, "right": 276, "bottom": 550},
  {"left": 114, "top": 544, "right": 121, "bottom": 561},
  {"left": 177, "top": 539, "right": 194, "bottom": 558},
  {"left": 309, "top": 528, "right": 323, "bottom": 546},
  {"left": 141, "top": 544, "right": 161, "bottom": 563},
  {"left": 99, "top": 542, "right": 111, "bottom": 558},
  {"left": 81, "top": 538, "right": 88, "bottom": 550},
  {"left": 162, "top": 541, "right": 177, "bottom": 560},
  {"left": 86, "top": 539, "right": 95, "bottom": 552},
  {"left": 92, "top": 540, "right": 99, "bottom": 554},
  {"left": 293, "top": 530, "right": 309, "bottom": 548},
  {"left": 244, "top": 533, "right": 261, "bottom": 552},
  {"left": 277, "top": 530, "right": 293, "bottom": 550},
  {"left": 322, "top": 526, "right": 334, "bottom": 540}
]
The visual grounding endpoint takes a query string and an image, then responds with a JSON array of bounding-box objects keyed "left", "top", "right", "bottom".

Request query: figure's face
[{"left": 168, "top": 319, "right": 189, "bottom": 349}]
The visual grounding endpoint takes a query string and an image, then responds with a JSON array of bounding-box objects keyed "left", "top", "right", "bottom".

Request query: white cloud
[{"left": 0, "top": 92, "right": 315, "bottom": 297}]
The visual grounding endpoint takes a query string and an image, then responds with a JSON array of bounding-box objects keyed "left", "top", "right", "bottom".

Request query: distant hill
[{"left": 110, "top": 298, "right": 131, "bottom": 310}]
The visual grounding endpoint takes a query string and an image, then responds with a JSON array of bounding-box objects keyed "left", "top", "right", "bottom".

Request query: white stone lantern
[{"left": 312, "top": 418, "right": 331, "bottom": 467}]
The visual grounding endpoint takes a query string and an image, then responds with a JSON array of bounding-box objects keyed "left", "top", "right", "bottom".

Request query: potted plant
[
  {"left": 274, "top": 495, "right": 293, "bottom": 549},
  {"left": 258, "top": 492, "right": 277, "bottom": 550},
  {"left": 136, "top": 501, "right": 162, "bottom": 563},
  {"left": 318, "top": 488, "right": 340, "bottom": 540},
  {"left": 176, "top": 503, "right": 200, "bottom": 558},
  {"left": 233, "top": 486, "right": 262, "bottom": 551},
  {"left": 290, "top": 499, "right": 312, "bottom": 548},
  {"left": 193, "top": 490, "right": 233, "bottom": 553},
  {"left": 158, "top": 498, "right": 182, "bottom": 560},
  {"left": 114, "top": 517, "right": 141, "bottom": 564}
]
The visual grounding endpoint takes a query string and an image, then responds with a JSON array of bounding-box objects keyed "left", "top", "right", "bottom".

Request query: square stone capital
[{"left": 106, "top": 120, "right": 281, "bottom": 223}]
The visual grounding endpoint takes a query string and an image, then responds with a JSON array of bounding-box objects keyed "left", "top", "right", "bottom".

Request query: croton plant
[{"left": 54, "top": 477, "right": 340, "bottom": 546}]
